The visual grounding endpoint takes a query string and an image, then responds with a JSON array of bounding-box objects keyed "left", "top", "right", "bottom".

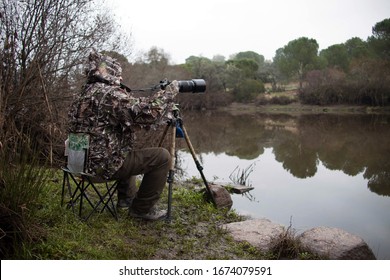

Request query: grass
[
  {"left": 20, "top": 172, "right": 258, "bottom": 260},
  {"left": 1, "top": 167, "right": 319, "bottom": 260}
]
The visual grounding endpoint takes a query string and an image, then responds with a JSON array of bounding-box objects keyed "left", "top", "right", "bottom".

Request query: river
[{"left": 174, "top": 110, "right": 390, "bottom": 260}]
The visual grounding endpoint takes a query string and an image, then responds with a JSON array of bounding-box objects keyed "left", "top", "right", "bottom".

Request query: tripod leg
[
  {"left": 181, "top": 124, "right": 217, "bottom": 205},
  {"left": 166, "top": 124, "right": 176, "bottom": 222}
]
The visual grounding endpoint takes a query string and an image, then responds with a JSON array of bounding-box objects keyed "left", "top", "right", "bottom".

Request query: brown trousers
[{"left": 112, "top": 147, "right": 171, "bottom": 213}]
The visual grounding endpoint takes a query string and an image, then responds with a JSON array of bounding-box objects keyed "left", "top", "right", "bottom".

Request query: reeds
[{"left": 0, "top": 148, "right": 49, "bottom": 259}]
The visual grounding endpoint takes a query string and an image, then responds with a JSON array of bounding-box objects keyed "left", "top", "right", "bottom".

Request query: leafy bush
[{"left": 234, "top": 79, "right": 265, "bottom": 102}]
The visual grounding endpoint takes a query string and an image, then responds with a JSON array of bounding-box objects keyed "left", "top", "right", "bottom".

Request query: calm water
[{"left": 175, "top": 110, "right": 390, "bottom": 260}]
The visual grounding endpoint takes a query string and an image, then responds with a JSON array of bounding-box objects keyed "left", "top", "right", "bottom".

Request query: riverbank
[
  {"left": 219, "top": 102, "right": 390, "bottom": 115},
  {"left": 13, "top": 172, "right": 319, "bottom": 260}
]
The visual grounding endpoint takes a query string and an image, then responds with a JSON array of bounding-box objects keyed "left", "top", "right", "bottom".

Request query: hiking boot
[
  {"left": 128, "top": 207, "right": 167, "bottom": 221},
  {"left": 117, "top": 198, "right": 133, "bottom": 210}
]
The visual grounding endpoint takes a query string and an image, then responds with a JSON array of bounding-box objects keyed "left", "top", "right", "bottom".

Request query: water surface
[{"left": 176, "top": 111, "right": 390, "bottom": 259}]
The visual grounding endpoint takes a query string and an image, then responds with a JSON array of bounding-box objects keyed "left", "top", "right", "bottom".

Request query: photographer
[{"left": 68, "top": 50, "right": 179, "bottom": 221}]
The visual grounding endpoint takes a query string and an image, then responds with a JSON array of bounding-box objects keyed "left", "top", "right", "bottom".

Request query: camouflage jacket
[
  {"left": 68, "top": 81, "right": 178, "bottom": 180},
  {"left": 68, "top": 51, "right": 178, "bottom": 179}
]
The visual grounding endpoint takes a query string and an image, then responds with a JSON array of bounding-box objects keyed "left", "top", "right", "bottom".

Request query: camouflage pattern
[
  {"left": 68, "top": 51, "right": 179, "bottom": 180},
  {"left": 85, "top": 50, "right": 123, "bottom": 85}
]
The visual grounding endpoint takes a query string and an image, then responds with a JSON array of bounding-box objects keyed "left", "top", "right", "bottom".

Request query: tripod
[{"left": 158, "top": 109, "right": 216, "bottom": 221}]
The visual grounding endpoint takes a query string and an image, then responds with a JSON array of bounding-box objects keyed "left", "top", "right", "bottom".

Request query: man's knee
[{"left": 158, "top": 147, "right": 171, "bottom": 165}]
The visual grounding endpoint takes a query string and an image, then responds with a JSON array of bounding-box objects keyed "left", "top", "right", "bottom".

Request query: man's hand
[{"left": 163, "top": 80, "right": 179, "bottom": 101}]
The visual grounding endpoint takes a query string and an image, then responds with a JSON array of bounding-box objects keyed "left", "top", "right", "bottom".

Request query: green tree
[
  {"left": 229, "top": 51, "right": 266, "bottom": 81},
  {"left": 344, "top": 37, "right": 370, "bottom": 60},
  {"left": 223, "top": 51, "right": 264, "bottom": 101},
  {"left": 234, "top": 51, "right": 265, "bottom": 67},
  {"left": 368, "top": 18, "right": 390, "bottom": 59},
  {"left": 185, "top": 56, "right": 211, "bottom": 77},
  {"left": 274, "top": 37, "right": 319, "bottom": 89},
  {"left": 320, "top": 44, "right": 349, "bottom": 72},
  {"left": 227, "top": 58, "right": 259, "bottom": 79},
  {"left": 224, "top": 63, "right": 243, "bottom": 91}
]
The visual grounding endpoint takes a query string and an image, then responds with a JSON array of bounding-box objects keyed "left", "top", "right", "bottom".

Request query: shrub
[
  {"left": 269, "top": 96, "right": 295, "bottom": 105},
  {"left": 255, "top": 95, "right": 295, "bottom": 106},
  {"left": 301, "top": 62, "right": 390, "bottom": 106},
  {"left": 234, "top": 79, "right": 265, "bottom": 102}
]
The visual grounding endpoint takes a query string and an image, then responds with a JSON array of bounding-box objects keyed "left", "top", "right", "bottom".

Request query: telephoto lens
[{"left": 177, "top": 79, "right": 206, "bottom": 93}]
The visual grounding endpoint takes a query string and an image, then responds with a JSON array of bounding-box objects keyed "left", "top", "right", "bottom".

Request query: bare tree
[{"left": 0, "top": 0, "right": 132, "bottom": 162}]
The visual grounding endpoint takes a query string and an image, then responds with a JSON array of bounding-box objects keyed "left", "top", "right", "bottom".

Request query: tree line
[
  {"left": 1, "top": 0, "right": 389, "bottom": 162},
  {"left": 189, "top": 18, "right": 390, "bottom": 106},
  {"left": 117, "top": 18, "right": 390, "bottom": 106}
]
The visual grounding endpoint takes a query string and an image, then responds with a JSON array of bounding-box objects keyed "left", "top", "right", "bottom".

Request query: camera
[
  {"left": 159, "top": 79, "right": 206, "bottom": 93},
  {"left": 177, "top": 79, "right": 206, "bottom": 93}
]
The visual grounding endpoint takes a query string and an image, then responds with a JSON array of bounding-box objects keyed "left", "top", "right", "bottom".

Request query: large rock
[
  {"left": 222, "top": 220, "right": 377, "bottom": 259},
  {"left": 222, "top": 218, "right": 285, "bottom": 252},
  {"left": 209, "top": 184, "right": 233, "bottom": 209},
  {"left": 299, "top": 226, "right": 376, "bottom": 260}
]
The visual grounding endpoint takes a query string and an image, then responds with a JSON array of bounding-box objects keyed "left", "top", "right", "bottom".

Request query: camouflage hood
[{"left": 85, "top": 50, "right": 122, "bottom": 86}]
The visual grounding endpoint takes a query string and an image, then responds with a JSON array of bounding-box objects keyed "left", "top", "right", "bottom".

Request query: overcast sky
[{"left": 105, "top": 0, "right": 389, "bottom": 64}]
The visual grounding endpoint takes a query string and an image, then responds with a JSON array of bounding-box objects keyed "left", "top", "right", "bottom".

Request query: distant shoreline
[{"left": 218, "top": 102, "right": 390, "bottom": 115}]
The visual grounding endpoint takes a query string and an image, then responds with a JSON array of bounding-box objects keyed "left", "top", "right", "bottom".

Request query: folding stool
[{"left": 61, "top": 133, "right": 119, "bottom": 221}]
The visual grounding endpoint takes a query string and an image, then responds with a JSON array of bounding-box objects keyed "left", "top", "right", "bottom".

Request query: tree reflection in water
[
  {"left": 179, "top": 111, "right": 390, "bottom": 196},
  {"left": 177, "top": 110, "right": 390, "bottom": 259}
]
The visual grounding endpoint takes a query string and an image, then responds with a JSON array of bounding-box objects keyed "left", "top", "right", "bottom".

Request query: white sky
[{"left": 104, "top": 0, "right": 390, "bottom": 64}]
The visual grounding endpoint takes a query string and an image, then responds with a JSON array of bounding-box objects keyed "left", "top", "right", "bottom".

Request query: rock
[
  {"left": 299, "top": 226, "right": 376, "bottom": 260},
  {"left": 209, "top": 184, "right": 233, "bottom": 209},
  {"left": 222, "top": 220, "right": 376, "bottom": 260},
  {"left": 222, "top": 218, "right": 285, "bottom": 252}
]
